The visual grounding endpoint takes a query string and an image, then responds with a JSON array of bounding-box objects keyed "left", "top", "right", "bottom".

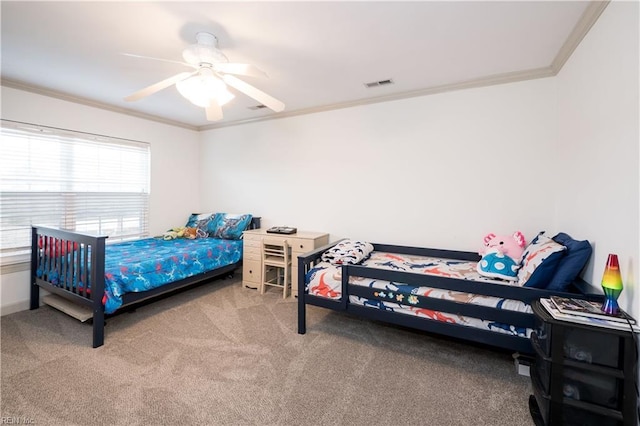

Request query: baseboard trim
[
  {"left": 0, "top": 299, "right": 32, "bottom": 316},
  {"left": 1, "top": 289, "right": 49, "bottom": 316}
]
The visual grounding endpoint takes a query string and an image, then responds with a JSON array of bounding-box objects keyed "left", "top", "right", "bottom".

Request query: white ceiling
[{"left": 1, "top": 1, "right": 606, "bottom": 130}]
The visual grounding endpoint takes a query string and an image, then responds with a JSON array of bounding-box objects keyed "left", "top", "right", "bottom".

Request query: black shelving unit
[{"left": 529, "top": 300, "right": 638, "bottom": 426}]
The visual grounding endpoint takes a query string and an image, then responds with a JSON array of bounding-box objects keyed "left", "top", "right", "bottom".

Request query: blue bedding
[{"left": 102, "top": 237, "right": 243, "bottom": 313}]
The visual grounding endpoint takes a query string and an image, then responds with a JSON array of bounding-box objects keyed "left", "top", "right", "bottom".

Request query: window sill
[
  {"left": 0, "top": 260, "right": 30, "bottom": 275},
  {"left": 1, "top": 253, "right": 30, "bottom": 275}
]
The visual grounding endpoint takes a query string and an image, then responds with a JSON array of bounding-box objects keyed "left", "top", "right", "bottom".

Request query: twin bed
[
  {"left": 297, "top": 238, "right": 603, "bottom": 355},
  {"left": 30, "top": 214, "right": 257, "bottom": 348}
]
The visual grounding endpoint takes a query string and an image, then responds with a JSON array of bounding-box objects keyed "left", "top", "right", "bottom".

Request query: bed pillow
[
  {"left": 203, "top": 213, "right": 224, "bottom": 236},
  {"left": 211, "top": 213, "right": 253, "bottom": 240},
  {"left": 194, "top": 217, "right": 215, "bottom": 238},
  {"left": 518, "top": 233, "right": 567, "bottom": 288},
  {"left": 321, "top": 240, "right": 374, "bottom": 265},
  {"left": 185, "top": 212, "right": 214, "bottom": 228},
  {"left": 546, "top": 233, "right": 592, "bottom": 292}
]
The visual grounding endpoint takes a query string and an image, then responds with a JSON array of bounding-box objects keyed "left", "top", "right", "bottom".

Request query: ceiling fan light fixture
[
  {"left": 182, "top": 32, "right": 229, "bottom": 66},
  {"left": 123, "top": 31, "right": 284, "bottom": 119},
  {"left": 176, "top": 73, "right": 235, "bottom": 108}
]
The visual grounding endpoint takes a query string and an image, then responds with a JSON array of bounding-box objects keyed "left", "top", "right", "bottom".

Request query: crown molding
[
  {"left": 1, "top": 78, "right": 198, "bottom": 131},
  {"left": 550, "top": 1, "right": 610, "bottom": 74},
  {"left": 2, "top": 1, "right": 609, "bottom": 133},
  {"left": 198, "top": 66, "right": 556, "bottom": 131}
]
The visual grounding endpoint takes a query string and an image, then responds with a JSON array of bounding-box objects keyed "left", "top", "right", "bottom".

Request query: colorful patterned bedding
[
  {"left": 38, "top": 237, "right": 243, "bottom": 314},
  {"left": 305, "top": 251, "right": 533, "bottom": 338}
]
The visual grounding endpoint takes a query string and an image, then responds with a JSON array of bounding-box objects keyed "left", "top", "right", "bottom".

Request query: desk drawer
[
  {"left": 243, "top": 237, "right": 262, "bottom": 248},
  {"left": 244, "top": 253, "right": 261, "bottom": 262},
  {"left": 244, "top": 246, "right": 261, "bottom": 260},
  {"left": 243, "top": 259, "right": 261, "bottom": 283},
  {"left": 290, "top": 238, "right": 315, "bottom": 254}
]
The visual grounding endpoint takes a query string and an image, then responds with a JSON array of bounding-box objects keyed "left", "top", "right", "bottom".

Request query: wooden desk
[{"left": 242, "top": 229, "right": 329, "bottom": 297}]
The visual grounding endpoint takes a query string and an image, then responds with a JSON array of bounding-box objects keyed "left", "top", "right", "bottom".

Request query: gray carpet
[{"left": 1, "top": 276, "right": 535, "bottom": 425}]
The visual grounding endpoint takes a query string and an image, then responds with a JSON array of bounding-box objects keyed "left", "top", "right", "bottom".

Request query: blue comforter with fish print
[{"left": 100, "top": 237, "right": 242, "bottom": 313}]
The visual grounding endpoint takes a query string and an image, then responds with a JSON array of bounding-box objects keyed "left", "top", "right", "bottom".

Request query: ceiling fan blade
[
  {"left": 122, "top": 53, "right": 196, "bottom": 69},
  {"left": 222, "top": 75, "right": 285, "bottom": 112},
  {"left": 213, "top": 63, "right": 268, "bottom": 78},
  {"left": 206, "top": 101, "right": 223, "bottom": 121},
  {"left": 124, "top": 71, "right": 194, "bottom": 102}
]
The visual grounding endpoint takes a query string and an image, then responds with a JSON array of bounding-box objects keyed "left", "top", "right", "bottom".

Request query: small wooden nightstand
[{"left": 242, "top": 229, "right": 329, "bottom": 297}]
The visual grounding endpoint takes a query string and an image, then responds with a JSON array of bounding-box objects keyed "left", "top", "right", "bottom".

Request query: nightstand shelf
[{"left": 529, "top": 300, "right": 638, "bottom": 426}]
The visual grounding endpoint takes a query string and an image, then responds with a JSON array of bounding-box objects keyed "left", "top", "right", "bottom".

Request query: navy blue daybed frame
[
  {"left": 31, "top": 218, "right": 258, "bottom": 348},
  {"left": 297, "top": 241, "right": 604, "bottom": 355}
]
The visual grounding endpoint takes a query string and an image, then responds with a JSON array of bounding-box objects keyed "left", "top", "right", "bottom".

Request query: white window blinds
[{"left": 0, "top": 120, "right": 150, "bottom": 264}]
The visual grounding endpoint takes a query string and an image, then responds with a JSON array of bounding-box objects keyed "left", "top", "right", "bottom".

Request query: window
[{"left": 0, "top": 120, "right": 150, "bottom": 265}]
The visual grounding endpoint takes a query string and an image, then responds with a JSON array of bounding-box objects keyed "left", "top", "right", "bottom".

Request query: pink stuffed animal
[
  {"left": 479, "top": 232, "right": 527, "bottom": 260},
  {"left": 477, "top": 232, "right": 527, "bottom": 281}
]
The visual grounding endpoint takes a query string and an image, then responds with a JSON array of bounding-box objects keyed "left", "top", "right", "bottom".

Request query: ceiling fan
[{"left": 123, "top": 32, "right": 285, "bottom": 121}]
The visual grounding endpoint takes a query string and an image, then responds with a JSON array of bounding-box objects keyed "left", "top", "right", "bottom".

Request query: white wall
[
  {"left": 555, "top": 1, "right": 639, "bottom": 316},
  {"left": 199, "top": 2, "right": 639, "bottom": 319},
  {"left": 200, "top": 78, "right": 559, "bottom": 251},
  {"left": 0, "top": 87, "right": 202, "bottom": 314}
]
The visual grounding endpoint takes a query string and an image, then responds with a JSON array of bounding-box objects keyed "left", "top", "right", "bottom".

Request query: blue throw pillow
[
  {"left": 518, "top": 233, "right": 566, "bottom": 288},
  {"left": 212, "top": 213, "right": 253, "bottom": 240},
  {"left": 546, "top": 233, "right": 592, "bottom": 291},
  {"left": 185, "top": 212, "right": 214, "bottom": 228},
  {"left": 204, "top": 213, "right": 224, "bottom": 235}
]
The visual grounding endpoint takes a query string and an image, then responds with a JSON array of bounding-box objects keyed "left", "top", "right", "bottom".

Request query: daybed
[
  {"left": 297, "top": 235, "right": 604, "bottom": 355},
  {"left": 30, "top": 213, "right": 257, "bottom": 348}
]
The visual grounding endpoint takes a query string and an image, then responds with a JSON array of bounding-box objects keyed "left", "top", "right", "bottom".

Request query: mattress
[{"left": 305, "top": 251, "right": 532, "bottom": 338}]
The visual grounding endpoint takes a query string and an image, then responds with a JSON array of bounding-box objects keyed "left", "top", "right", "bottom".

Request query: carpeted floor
[{"left": 1, "top": 275, "right": 535, "bottom": 425}]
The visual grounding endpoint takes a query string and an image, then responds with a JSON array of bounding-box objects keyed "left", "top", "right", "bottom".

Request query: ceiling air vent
[
  {"left": 364, "top": 79, "right": 394, "bottom": 88},
  {"left": 248, "top": 104, "right": 267, "bottom": 110}
]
